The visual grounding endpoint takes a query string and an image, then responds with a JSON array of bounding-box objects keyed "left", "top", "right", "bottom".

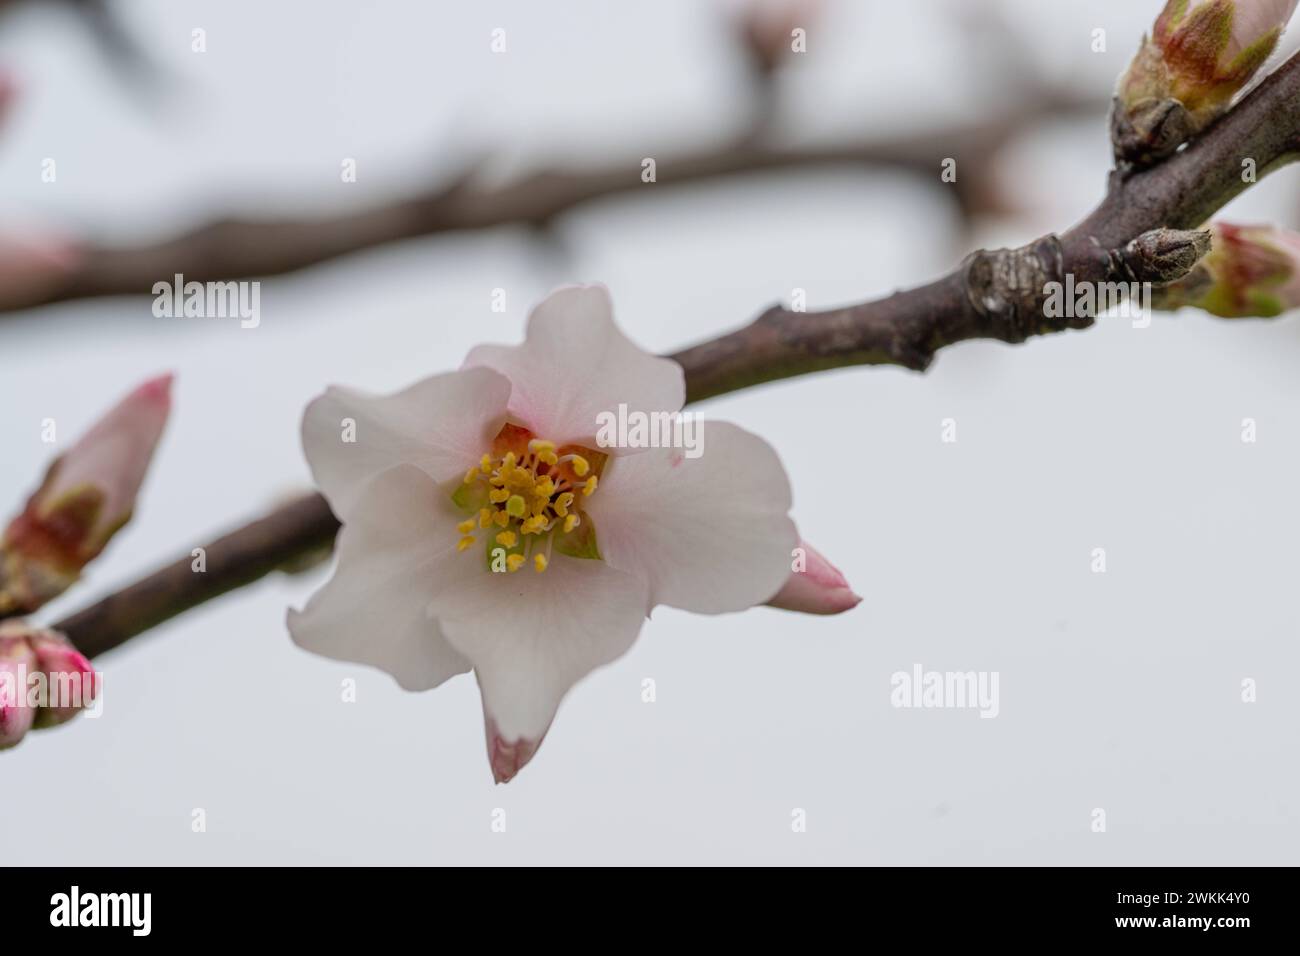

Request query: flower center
[{"left": 451, "top": 423, "right": 604, "bottom": 573}]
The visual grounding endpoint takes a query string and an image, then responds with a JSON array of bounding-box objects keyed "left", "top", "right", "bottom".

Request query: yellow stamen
[{"left": 452, "top": 433, "right": 603, "bottom": 572}]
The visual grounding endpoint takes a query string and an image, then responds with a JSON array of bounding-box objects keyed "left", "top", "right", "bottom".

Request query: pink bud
[
  {"left": 0, "top": 375, "right": 173, "bottom": 616},
  {"left": 0, "top": 628, "right": 38, "bottom": 750},
  {"left": 1153, "top": 221, "right": 1300, "bottom": 317},
  {"left": 766, "top": 540, "right": 862, "bottom": 615},
  {"left": 29, "top": 631, "right": 98, "bottom": 728}
]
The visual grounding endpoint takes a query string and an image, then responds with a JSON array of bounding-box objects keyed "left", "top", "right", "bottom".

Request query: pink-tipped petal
[
  {"left": 766, "top": 540, "right": 861, "bottom": 615},
  {"left": 485, "top": 714, "right": 544, "bottom": 785},
  {"left": 431, "top": 555, "right": 650, "bottom": 784}
]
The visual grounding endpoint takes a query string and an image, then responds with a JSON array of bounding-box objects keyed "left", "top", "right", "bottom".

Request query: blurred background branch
[{"left": 0, "top": 0, "right": 1107, "bottom": 315}]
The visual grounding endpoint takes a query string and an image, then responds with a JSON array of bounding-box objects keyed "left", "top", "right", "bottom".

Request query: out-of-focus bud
[
  {"left": 0, "top": 621, "right": 99, "bottom": 748},
  {"left": 0, "top": 627, "right": 39, "bottom": 750},
  {"left": 1113, "top": 0, "right": 1299, "bottom": 166},
  {"left": 0, "top": 70, "right": 16, "bottom": 128},
  {"left": 766, "top": 540, "right": 862, "bottom": 615},
  {"left": 726, "top": 0, "right": 821, "bottom": 77},
  {"left": 0, "top": 374, "right": 173, "bottom": 616},
  {"left": 1152, "top": 221, "right": 1300, "bottom": 317}
]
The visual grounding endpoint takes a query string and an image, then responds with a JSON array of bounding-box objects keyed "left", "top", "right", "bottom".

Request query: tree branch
[
  {"left": 51, "top": 48, "right": 1300, "bottom": 658},
  {"left": 3, "top": 86, "right": 1100, "bottom": 315}
]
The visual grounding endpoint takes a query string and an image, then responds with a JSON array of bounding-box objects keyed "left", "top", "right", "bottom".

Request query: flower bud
[
  {"left": 0, "top": 621, "right": 98, "bottom": 745},
  {"left": 0, "top": 374, "right": 172, "bottom": 616},
  {"left": 1152, "top": 221, "right": 1300, "bottom": 317},
  {"left": 0, "top": 628, "right": 38, "bottom": 750},
  {"left": 767, "top": 540, "right": 861, "bottom": 615},
  {"left": 1113, "top": 0, "right": 1298, "bottom": 166},
  {"left": 29, "top": 630, "right": 98, "bottom": 728}
]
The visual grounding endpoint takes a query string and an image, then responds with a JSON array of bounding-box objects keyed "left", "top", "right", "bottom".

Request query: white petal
[
  {"left": 432, "top": 555, "right": 649, "bottom": 745},
  {"left": 583, "top": 421, "right": 797, "bottom": 613},
  {"left": 302, "top": 367, "right": 510, "bottom": 520},
  {"left": 463, "top": 284, "right": 684, "bottom": 446},
  {"left": 287, "top": 465, "right": 476, "bottom": 691}
]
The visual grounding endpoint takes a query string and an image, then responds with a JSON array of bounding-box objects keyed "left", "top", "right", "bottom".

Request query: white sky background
[{"left": 1, "top": 0, "right": 1297, "bottom": 864}]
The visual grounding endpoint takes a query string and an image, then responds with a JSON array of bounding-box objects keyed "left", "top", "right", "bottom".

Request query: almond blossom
[{"left": 288, "top": 285, "right": 859, "bottom": 783}]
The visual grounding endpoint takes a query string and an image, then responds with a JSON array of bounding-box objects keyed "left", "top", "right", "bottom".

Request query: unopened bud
[
  {"left": 1152, "top": 221, "right": 1300, "bottom": 317},
  {"left": 0, "top": 622, "right": 99, "bottom": 747},
  {"left": 0, "top": 374, "right": 172, "bottom": 616},
  {"left": 1113, "top": 0, "right": 1298, "bottom": 166},
  {"left": 29, "top": 630, "right": 98, "bottom": 728},
  {"left": 0, "top": 628, "right": 38, "bottom": 750}
]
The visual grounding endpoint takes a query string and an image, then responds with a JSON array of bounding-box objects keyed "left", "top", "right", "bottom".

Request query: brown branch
[
  {"left": 56, "top": 494, "right": 339, "bottom": 658},
  {"left": 51, "top": 49, "right": 1300, "bottom": 659},
  {"left": 3, "top": 86, "right": 1101, "bottom": 315}
]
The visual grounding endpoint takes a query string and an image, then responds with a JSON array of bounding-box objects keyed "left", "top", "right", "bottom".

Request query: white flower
[{"left": 289, "top": 285, "right": 858, "bottom": 782}]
